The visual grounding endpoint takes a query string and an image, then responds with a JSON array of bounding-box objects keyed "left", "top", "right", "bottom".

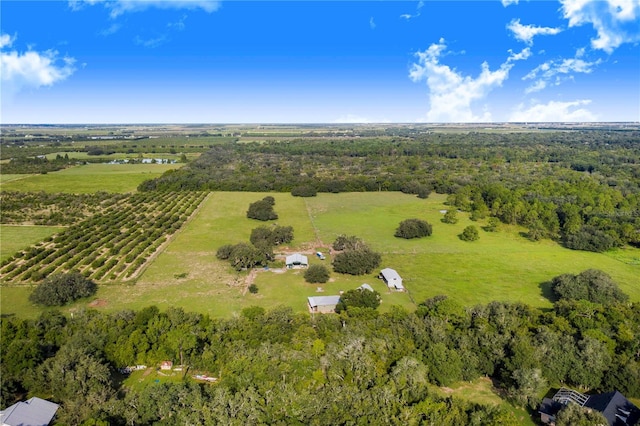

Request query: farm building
[
  {"left": 380, "top": 268, "right": 404, "bottom": 291},
  {"left": 286, "top": 253, "right": 308, "bottom": 269},
  {"left": 538, "top": 388, "right": 639, "bottom": 426},
  {"left": 160, "top": 361, "right": 173, "bottom": 370},
  {"left": 358, "top": 283, "right": 374, "bottom": 292},
  {"left": 0, "top": 397, "right": 59, "bottom": 426},
  {"left": 308, "top": 295, "right": 341, "bottom": 313}
]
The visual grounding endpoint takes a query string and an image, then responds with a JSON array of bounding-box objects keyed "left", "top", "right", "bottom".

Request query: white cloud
[
  {"left": 523, "top": 56, "right": 601, "bottom": 93},
  {"left": 409, "top": 39, "right": 527, "bottom": 122},
  {"left": 0, "top": 33, "right": 16, "bottom": 49},
  {"left": 501, "top": 0, "right": 519, "bottom": 6},
  {"left": 510, "top": 100, "right": 597, "bottom": 122},
  {"left": 369, "top": 17, "right": 376, "bottom": 30},
  {"left": 134, "top": 34, "right": 168, "bottom": 48},
  {"left": 400, "top": 0, "right": 424, "bottom": 20},
  {"left": 560, "top": 0, "right": 640, "bottom": 53},
  {"left": 507, "top": 19, "right": 562, "bottom": 45},
  {"left": 1, "top": 34, "right": 76, "bottom": 101},
  {"left": 70, "top": 0, "right": 220, "bottom": 18}
]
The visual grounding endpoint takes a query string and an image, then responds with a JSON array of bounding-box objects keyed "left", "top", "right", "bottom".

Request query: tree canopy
[
  {"left": 395, "top": 218, "right": 433, "bottom": 239},
  {"left": 304, "top": 264, "right": 330, "bottom": 283},
  {"left": 246, "top": 197, "right": 278, "bottom": 221},
  {"left": 551, "top": 269, "right": 629, "bottom": 304},
  {"left": 29, "top": 272, "right": 97, "bottom": 306}
]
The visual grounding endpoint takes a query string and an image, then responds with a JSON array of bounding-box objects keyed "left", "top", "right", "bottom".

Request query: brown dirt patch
[{"left": 88, "top": 298, "right": 108, "bottom": 308}]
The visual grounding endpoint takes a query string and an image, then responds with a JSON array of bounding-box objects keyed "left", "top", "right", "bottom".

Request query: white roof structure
[
  {"left": 358, "top": 283, "right": 374, "bottom": 292},
  {"left": 286, "top": 253, "right": 308, "bottom": 265},
  {"left": 380, "top": 268, "right": 404, "bottom": 290},
  {"left": 307, "top": 295, "right": 341, "bottom": 308},
  {"left": 1, "top": 397, "right": 59, "bottom": 426}
]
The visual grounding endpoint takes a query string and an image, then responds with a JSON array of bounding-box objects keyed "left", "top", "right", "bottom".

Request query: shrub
[
  {"left": 332, "top": 234, "right": 364, "bottom": 251},
  {"left": 459, "top": 225, "right": 479, "bottom": 241},
  {"left": 304, "top": 265, "right": 330, "bottom": 283},
  {"left": 216, "top": 244, "right": 234, "bottom": 260},
  {"left": 395, "top": 218, "right": 433, "bottom": 239},
  {"left": 248, "top": 284, "right": 258, "bottom": 294},
  {"left": 29, "top": 272, "right": 97, "bottom": 306},
  {"left": 442, "top": 210, "right": 459, "bottom": 224}
]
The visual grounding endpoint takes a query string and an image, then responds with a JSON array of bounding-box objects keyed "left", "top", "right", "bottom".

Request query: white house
[
  {"left": 380, "top": 268, "right": 404, "bottom": 291},
  {"left": 308, "top": 295, "right": 341, "bottom": 313},
  {"left": 286, "top": 253, "right": 308, "bottom": 268}
]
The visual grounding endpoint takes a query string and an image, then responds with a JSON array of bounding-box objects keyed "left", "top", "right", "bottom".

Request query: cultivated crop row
[{"left": 0, "top": 191, "right": 207, "bottom": 283}]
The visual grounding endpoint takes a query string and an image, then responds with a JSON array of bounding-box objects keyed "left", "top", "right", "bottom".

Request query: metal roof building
[{"left": 1, "top": 397, "right": 59, "bottom": 426}]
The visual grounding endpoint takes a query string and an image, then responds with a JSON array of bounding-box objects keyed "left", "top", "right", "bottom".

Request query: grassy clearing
[
  {"left": 0, "top": 225, "right": 64, "bottom": 260},
  {"left": 435, "top": 378, "right": 536, "bottom": 426},
  {"left": 0, "top": 163, "right": 181, "bottom": 193},
  {"left": 0, "top": 174, "right": 33, "bottom": 183}
]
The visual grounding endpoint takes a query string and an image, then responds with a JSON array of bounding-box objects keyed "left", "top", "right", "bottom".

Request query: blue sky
[{"left": 1, "top": 0, "right": 639, "bottom": 123}]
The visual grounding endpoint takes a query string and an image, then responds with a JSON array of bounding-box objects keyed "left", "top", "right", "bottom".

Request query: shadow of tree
[{"left": 538, "top": 280, "right": 558, "bottom": 303}]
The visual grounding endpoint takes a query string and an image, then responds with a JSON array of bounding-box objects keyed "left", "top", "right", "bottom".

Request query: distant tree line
[{"left": 137, "top": 131, "right": 640, "bottom": 252}]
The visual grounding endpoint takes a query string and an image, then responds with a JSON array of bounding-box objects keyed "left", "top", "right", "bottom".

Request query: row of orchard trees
[{"left": 2, "top": 286, "right": 638, "bottom": 424}]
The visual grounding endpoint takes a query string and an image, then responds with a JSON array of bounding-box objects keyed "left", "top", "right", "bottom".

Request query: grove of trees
[
  {"left": 29, "top": 272, "right": 97, "bottom": 306},
  {"left": 331, "top": 235, "right": 382, "bottom": 275}
]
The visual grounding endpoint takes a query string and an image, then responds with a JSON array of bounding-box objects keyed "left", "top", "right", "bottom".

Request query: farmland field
[
  {"left": 0, "top": 163, "right": 181, "bottom": 193},
  {"left": 3, "top": 191, "right": 637, "bottom": 319},
  {"left": 0, "top": 225, "right": 64, "bottom": 260}
]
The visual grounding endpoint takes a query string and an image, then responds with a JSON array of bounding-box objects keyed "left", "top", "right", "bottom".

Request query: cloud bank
[
  {"left": 409, "top": 39, "right": 530, "bottom": 122},
  {"left": 69, "top": 0, "right": 220, "bottom": 18}
]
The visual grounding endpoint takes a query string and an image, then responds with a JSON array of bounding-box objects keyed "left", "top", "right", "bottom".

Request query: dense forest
[
  {"left": 139, "top": 131, "right": 640, "bottom": 252},
  {"left": 2, "top": 294, "right": 639, "bottom": 424}
]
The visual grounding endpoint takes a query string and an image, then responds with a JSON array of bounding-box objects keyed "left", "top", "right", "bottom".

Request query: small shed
[
  {"left": 358, "top": 283, "right": 374, "bottom": 292},
  {"left": 308, "top": 295, "right": 341, "bottom": 313},
  {"left": 380, "top": 268, "right": 404, "bottom": 291},
  {"left": 286, "top": 253, "right": 308, "bottom": 268},
  {"left": 0, "top": 397, "right": 59, "bottom": 426},
  {"left": 160, "top": 361, "right": 173, "bottom": 370}
]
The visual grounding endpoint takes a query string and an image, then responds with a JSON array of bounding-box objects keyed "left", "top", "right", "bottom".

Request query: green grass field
[
  {"left": 0, "top": 163, "right": 181, "bottom": 193},
  {"left": 0, "top": 225, "right": 65, "bottom": 260},
  {"left": 1, "top": 192, "right": 639, "bottom": 319}
]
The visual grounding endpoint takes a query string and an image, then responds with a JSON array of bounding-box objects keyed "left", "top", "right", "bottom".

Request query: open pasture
[
  {"left": 0, "top": 225, "right": 64, "bottom": 260},
  {"left": 33, "top": 192, "right": 640, "bottom": 318},
  {"left": 0, "top": 163, "right": 181, "bottom": 193},
  {"left": 2, "top": 191, "right": 638, "bottom": 319}
]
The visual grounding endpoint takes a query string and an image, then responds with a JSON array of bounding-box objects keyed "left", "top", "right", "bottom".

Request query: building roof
[
  {"left": 358, "top": 283, "right": 374, "bottom": 292},
  {"left": 540, "top": 388, "right": 640, "bottom": 426},
  {"left": 585, "top": 390, "right": 640, "bottom": 426},
  {"left": 307, "top": 295, "right": 341, "bottom": 308},
  {"left": 380, "top": 268, "right": 404, "bottom": 289},
  {"left": 1, "top": 397, "right": 59, "bottom": 426},
  {"left": 286, "top": 253, "right": 308, "bottom": 265}
]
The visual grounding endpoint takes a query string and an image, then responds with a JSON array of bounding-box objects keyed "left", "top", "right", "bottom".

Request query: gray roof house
[
  {"left": 1, "top": 397, "right": 59, "bottom": 426},
  {"left": 380, "top": 268, "right": 404, "bottom": 291},
  {"left": 539, "top": 388, "right": 640, "bottom": 426},
  {"left": 308, "top": 295, "right": 341, "bottom": 313}
]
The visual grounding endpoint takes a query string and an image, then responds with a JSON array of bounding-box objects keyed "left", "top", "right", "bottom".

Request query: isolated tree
[
  {"left": 459, "top": 225, "right": 479, "bottom": 241},
  {"left": 395, "top": 218, "right": 432, "bottom": 239},
  {"left": 332, "top": 234, "right": 364, "bottom": 251},
  {"left": 551, "top": 269, "right": 628, "bottom": 304},
  {"left": 304, "top": 265, "right": 330, "bottom": 283},
  {"left": 335, "top": 288, "right": 381, "bottom": 313},
  {"left": 246, "top": 197, "right": 278, "bottom": 221},
  {"left": 250, "top": 225, "right": 294, "bottom": 247},
  {"left": 29, "top": 272, "right": 97, "bottom": 306},
  {"left": 332, "top": 247, "right": 381, "bottom": 275},
  {"left": 442, "top": 210, "right": 458, "bottom": 224}
]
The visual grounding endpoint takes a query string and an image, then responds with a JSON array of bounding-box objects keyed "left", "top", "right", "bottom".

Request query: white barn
[
  {"left": 286, "top": 253, "right": 308, "bottom": 268},
  {"left": 308, "top": 295, "right": 341, "bottom": 313},
  {"left": 380, "top": 268, "right": 404, "bottom": 291}
]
